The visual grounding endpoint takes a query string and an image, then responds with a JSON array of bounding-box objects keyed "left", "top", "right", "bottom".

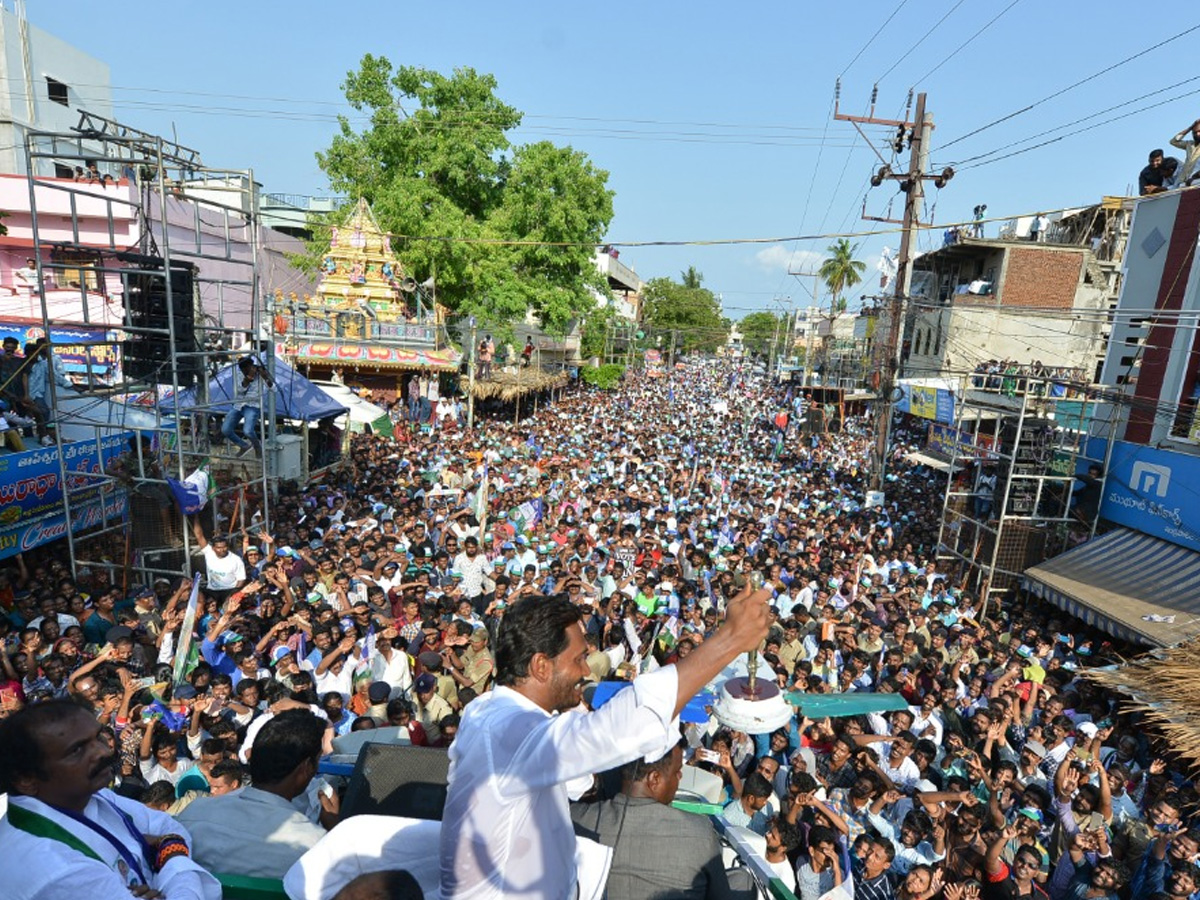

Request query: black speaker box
[
  {"left": 340, "top": 742, "right": 451, "bottom": 821},
  {"left": 122, "top": 260, "right": 198, "bottom": 386}
]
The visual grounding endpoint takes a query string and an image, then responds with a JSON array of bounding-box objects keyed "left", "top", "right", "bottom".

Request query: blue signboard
[
  {"left": 0, "top": 491, "right": 128, "bottom": 560},
  {"left": 1087, "top": 439, "right": 1200, "bottom": 553},
  {"left": 898, "top": 383, "right": 955, "bottom": 423},
  {"left": 0, "top": 433, "right": 131, "bottom": 524}
]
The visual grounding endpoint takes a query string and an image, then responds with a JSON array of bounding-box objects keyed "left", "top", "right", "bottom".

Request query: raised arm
[
  {"left": 668, "top": 583, "right": 770, "bottom": 719},
  {"left": 190, "top": 515, "right": 208, "bottom": 551}
]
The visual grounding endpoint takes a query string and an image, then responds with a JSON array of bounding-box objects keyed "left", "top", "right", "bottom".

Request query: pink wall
[{"left": 0, "top": 174, "right": 307, "bottom": 331}]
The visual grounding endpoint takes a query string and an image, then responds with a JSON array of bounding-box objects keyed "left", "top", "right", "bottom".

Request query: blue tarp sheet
[{"left": 163, "top": 359, "right": 347, "bottom": 422}]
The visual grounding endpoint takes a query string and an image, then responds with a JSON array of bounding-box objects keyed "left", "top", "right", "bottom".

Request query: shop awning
[
  {"left": 1022, "top": 528, "right": 1200, "bottom": 646},
  {"left": 905, "top": 451, "right": 963, "bottom": 472}
]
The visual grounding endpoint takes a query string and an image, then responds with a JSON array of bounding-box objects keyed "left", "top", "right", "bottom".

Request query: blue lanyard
[{"left": 54, "top": 796, "right": 150, "bottom": 884}]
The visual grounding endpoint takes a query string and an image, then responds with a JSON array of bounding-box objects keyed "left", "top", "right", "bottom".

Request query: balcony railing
[{"left": 284, "top": 314, "right": 437, "bottom": 347}]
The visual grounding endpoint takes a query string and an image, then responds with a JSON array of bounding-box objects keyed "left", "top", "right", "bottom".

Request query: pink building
[{"left": 0, "top": 171, "right": 308, "bottom": 341}]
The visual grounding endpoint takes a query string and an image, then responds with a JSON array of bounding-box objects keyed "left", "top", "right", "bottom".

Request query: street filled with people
[{"left": 0, "top": 359, "right": 1191, "bottom": 900}]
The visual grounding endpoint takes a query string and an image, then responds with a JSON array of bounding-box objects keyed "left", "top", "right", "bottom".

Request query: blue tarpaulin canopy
[{"left": 163, "top": 359, "right": 347, "bottom": 422}]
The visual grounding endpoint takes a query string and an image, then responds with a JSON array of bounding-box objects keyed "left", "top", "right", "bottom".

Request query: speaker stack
[{"left": 119, "top": 253, "right": 199, "bottom": 386}]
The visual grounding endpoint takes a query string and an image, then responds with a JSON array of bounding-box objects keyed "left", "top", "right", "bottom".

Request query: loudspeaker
[
  {"left": 121, "top": 259, "right": 198, "bottom": 386},
  {"left": 340, "top": 742, "right": 450, "bottom": 821}
]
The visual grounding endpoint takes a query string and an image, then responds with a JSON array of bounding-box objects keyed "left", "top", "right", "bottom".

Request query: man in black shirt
[{"left": 1140, "top": 148, "right": 1167, "bottom": 195}]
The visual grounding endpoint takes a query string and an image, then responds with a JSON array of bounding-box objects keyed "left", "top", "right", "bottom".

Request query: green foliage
[
  {"left": 640, "top": 271, "right": 728, "bottom": 354},
  {"left": 581, "top": 364, "right": 625, "bottom": 389},
  {"left": 738, "top": 311, "right": 779, "bottom": 356},
  {"left": 579, "top": 303, "right": 616, "bottom": 360},
  {"left": 680, "top": 265, "right": 704, "bottom": 289},
  {"left": 818, "top": 238, "right": 867, "bottom": 315},
  {"left": 312, "top": 56, "right": 615, "bottom": 332}
]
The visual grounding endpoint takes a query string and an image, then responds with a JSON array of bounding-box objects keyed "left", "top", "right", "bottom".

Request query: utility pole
[
  {"left": 787, "top": 269, "right": 821, "bottom": 387},
  {"left": 835, "top": 86, "right": 951, "bottom": 493},
  {"left": 466, "top": 315, "right": 477, "bottom": 430}
]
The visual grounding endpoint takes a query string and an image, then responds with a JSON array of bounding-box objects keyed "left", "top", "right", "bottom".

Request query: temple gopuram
[{"left": 274, "top": 198, "right": 459, "bottom": 402}]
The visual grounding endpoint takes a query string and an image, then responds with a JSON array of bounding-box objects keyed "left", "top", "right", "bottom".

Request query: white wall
[
  {"left": 908, "top": 304, "right": 1106, "bottom": 377},
  {"left": 0, "top": 8, "right": 113, "bottom": 176}
]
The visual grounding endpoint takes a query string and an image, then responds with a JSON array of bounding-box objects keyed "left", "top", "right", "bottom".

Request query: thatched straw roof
[
  {"left": 470, "top": 367, "right": 568, "bottom": 402},
  {"left": 1083, "top": 642, "right": 1200, "bottom": 771}
]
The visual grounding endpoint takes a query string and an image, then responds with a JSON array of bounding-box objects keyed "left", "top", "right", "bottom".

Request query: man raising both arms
[{"left": 439, "top": 582, "right": 771, "bottom": 899}]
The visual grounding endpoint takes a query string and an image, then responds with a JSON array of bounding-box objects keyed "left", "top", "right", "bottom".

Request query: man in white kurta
[
  {"left": 439, "top": 586, "right": 770, "bottom": 899},
  {"left": 0, "top": 701, "right": 221, "bottom": 900}
]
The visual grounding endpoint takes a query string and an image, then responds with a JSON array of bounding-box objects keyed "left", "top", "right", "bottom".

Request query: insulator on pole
[
  {"left": 870, "top": 83, "right": 878, "bottom": 106},
  {"left": 835, "top": 78, "right": 841, "bottom": 102}
]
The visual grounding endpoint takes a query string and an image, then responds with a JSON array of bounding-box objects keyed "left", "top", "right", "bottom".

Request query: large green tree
[
  {"left": 739, "top": 311, "right": 779, "bottom": 357},
  {"left": 818, "top": 239, "right": 866, "bottom": 317},
  {"left": 314, "top": 56, "right": 615, "bottom": 330},
  {"left": 640, "top": 272, "right": 728, "bottom": 354}
]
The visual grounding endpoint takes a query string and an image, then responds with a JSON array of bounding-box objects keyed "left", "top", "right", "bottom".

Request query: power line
[
  {"left": 908, "top": 0, "right": 1024, "bottom": 87},
  {"left": 938, "top": 20, "right": 1200, "bottom": 150},
  {"left": 840, "top": 0, "right": 912, "bottom": 77},
  {"left": 0, "top": 77, "right": 835, "bottom": 134},
  {"left": 876, "top": 0, "right": 967, "bottom": 84},
  {"left": 944, "top": 78, "right": 1200, "bottom": 170},
  {"left": 956, "top": 88, "right": 1200, "bottom": 172}
]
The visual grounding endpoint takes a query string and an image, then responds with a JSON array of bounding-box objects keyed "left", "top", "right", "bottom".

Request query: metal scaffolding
[
  {"left": 23, "top": 112, "right": 272, "bottom": 588},
  {"left": 935, "top": 376, "right": 1115, "bottom": 616}
]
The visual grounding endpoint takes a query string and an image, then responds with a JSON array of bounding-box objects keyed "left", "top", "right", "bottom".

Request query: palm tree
[
  {"left": 680, "top": 266, "right": 704, "bottom": 289},
  {"left": 818, "top": 239, "right": 866, "bottom": 318}
]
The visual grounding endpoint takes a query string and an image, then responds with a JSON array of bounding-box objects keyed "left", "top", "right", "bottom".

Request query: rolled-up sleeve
[{"left": 505, "top": 665, "right": 680, "bottom": 793}]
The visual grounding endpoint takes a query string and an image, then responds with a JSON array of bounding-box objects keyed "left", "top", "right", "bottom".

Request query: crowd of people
[{"left": 0, "top": 358, "right": 1192, "bottom": 900}]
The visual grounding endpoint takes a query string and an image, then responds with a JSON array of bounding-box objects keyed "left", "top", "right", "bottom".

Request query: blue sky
[{"left": 36, "top": 1, "right": 1200, "bottom": 320}]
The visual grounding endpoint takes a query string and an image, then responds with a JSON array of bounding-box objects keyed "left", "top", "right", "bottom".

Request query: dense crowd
[{"left": 0, "top": 359, "right": 1192, "bottom": 900}]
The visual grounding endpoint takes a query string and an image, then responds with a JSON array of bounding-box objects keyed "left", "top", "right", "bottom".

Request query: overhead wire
[
  {"left": 875, "top": 0, "right": 967, "bottom": 84},
  {"left": 907, "top": 0, "right": 1024, "bottom": 87},
  {"left": 839, "top": 0, "right": 912, "bottom": 78},
  {"left": 937, "top": 20, "right": 1200, "bottom": 151},
  {"left": 944, "top": 79, "right": 1200, "bottom": 171}
]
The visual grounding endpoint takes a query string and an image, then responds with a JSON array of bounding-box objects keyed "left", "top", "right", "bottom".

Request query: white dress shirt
[
  {"left": 439, "top": 665, "right": 679, "bottom": 899},
  {"left": 0, "top": 790, "right": 220, "bottom": 900}
]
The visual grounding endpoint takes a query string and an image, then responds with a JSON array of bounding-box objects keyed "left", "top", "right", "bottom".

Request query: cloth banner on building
[
  {"left": 927, "top": 423, "right": 996, "bottom": 460},
  {"left": 0, "top": 491, "right": 128, "bottom": 561},
  {"left": 0, "top": 433, "right": 131, "bottom": 523}
]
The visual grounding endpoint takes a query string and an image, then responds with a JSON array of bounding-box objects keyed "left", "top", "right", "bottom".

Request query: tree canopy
[
  {"left": 313, "top": 56, "right": 615, "bottom": 330},
  {"left": 640, "top": 271, "right": 728, "bottom": 354},
  {"left": 738, "top": 311, "right": 779, "bottom": 357}
]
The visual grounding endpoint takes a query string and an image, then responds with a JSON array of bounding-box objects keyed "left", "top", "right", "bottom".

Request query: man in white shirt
[
  {"left": 190, "top": 517, "right": 247, "bottom": 602},
  {"left": 452, "top": 536, "right": 490, "bottom": 603},
  {"left": 439, "top": 584, "right": 771, "bottom": 899},
  {"left": 509, "top": 536, "right": 538, "bottom": 576},
  {"left": 0, "top": 699, "right": 221, "bottom": 899}
]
